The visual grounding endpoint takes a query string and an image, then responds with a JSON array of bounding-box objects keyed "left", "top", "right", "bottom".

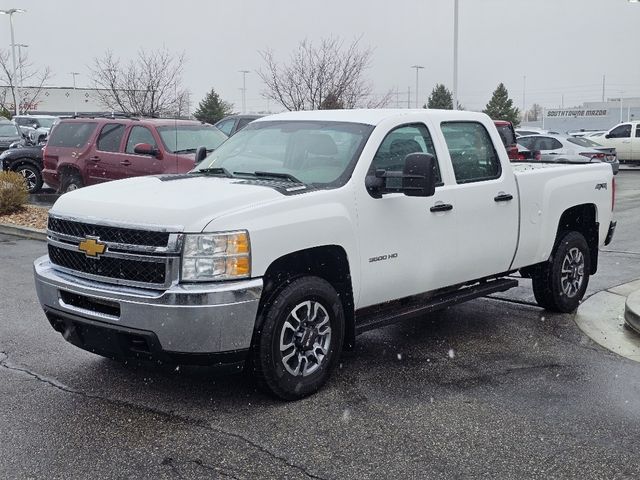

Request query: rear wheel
[
  {"left": 14, "top": 162, "right": 43, "bottom": 193},
  {"left": 251, "top": 276, "right": 344, "bottom": 400},
  {"left": 532, "top": 231, "right": 590, "bottom": 313},
  {"left": 60, "top": 171, "right": 83, "bottom": 193}
]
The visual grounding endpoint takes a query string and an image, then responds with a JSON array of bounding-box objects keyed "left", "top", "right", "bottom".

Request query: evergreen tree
[
  {"left": 483, "top": 83, "right": 520, "bottom": 126},
  {"left": 426, "top": 84, "right": 454, "bottom": 110},
  {"left": 193, "top": 88, "right": 233, "bottom": 124}
]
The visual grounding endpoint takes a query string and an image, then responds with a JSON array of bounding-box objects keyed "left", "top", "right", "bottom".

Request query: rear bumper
[
  {"left": 34, "top": 256, "right": 262, "bottom": 365},
  {"left": 605, "top": 221, "right": 616, "bottom": 246}
]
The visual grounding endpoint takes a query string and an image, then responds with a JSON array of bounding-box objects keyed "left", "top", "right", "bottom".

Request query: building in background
[{"left": 522, "top": 97, "right": 640, "bottom": 133}]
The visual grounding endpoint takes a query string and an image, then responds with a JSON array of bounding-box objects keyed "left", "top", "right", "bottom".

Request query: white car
[
  {"left": 590, "top": 121, "right": 640, "bottom": 163},
  {"left": 515, "top": 127, "right": 559, "bottom": 137},
  {"left": 34, "top": 109, "right": 616, "bottom": 399},
  {"left": 517, "top": 134, "right": 619, "bottom": 174}
]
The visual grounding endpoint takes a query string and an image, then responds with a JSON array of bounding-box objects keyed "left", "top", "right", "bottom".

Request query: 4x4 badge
[{"left": 78, "top": 237, "right": 106, "bottom": 258}]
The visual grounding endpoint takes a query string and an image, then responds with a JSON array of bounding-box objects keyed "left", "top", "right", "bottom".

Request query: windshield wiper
[
  {"left": 234, "top": 171, "right": 304, "bottom": 184},
  {"left": 174, "top": 148, "right": 198, "bottom": 154},
  {"left": 195, "top": 167, "right": 233, "bottom": 177}
]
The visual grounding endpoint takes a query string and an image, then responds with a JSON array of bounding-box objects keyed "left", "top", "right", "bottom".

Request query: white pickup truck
[{"left": 34, "top": 109, "right": 616, "bottom": 399}]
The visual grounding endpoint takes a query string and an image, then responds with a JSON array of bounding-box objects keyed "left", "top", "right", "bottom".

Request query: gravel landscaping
[{"left": 0, "top": 205, "right": 49, "bottom": 231}]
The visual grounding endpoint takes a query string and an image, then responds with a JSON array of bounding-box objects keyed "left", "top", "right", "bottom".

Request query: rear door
[
  {"left": 123, "top": 126, "right": 165, "bottom": 177},
  {"left": 88, "top": 123, "right": 127, "bottom": 183},
  {"left": 440, "top": 121, "right": 519, "bottom": 281}
]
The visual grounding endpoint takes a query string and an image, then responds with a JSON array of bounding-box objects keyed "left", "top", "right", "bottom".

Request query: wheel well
[
  {"left": 10, "top": 158, "right": 38, "bottom": 170},
  {"left": 555, "top": 204, "right": 599, "bottom": 274},
  {"left": 258, "top": 245, "right": 356, "bottom": 350},
  {"left": 58, "top": 164, "right": 82, "bottom": 181}
]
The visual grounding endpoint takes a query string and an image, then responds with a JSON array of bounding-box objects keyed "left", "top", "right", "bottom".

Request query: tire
[
  {"left": 532, "top": 231, "right": 591, "bottom": 313},
  {"left": 251, "top": 276, "right": 345, "bottom": 400},
  {"left": 14, "top": 162, "right": 43, "bottom": 193},
  {"left": 59, "top": 171, "right": 83, "bottom": 193}
]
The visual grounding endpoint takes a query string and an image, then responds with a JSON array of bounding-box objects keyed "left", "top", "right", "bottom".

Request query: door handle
[
  {"left": 494, "top": 193, "right": 513, "bottom": 202},
  {"left": 89, "top": 156, "right": 100, "bottom": 162},
  {"left": 120, "top": 160, "right": 132, "bottom": 166},
  {"left": 430, "top": 203, "right": 453, "bottom": 213}
]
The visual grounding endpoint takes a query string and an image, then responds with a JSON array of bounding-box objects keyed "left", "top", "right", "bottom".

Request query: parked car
[
  {"left": 0, "top": 120, "right": 26, "bottom": 152},
  {"left": 13, "top": 115, "right": 58, "bottom": 144},
  {"left": 42, "top": 115, "right": 228, "bottom": 192},
  {"left": 34, "top": 109, "right": 616, "bottom": 399},
  {"left": 494, "top": 120, "right": 518, "bottom": 160},
  {"left": 0, "top": 144, "right": 44, "bottom": 193},
  {"left": 515, "top": 127, "right": 560, "bottom": 137},
  {"left": 517, "top": 134, "right": 619, "bottom": 174},
  {"left": 589, "top": 121, "right": 640, "bottom": 164},
  {"left": 214, "top": 114, "right": 263, "bottom": 137},
  {"left": 514, "top": 144, "right": 541, "bottom": 162}
]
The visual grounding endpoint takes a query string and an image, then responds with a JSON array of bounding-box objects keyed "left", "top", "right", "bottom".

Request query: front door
[
  {"left": 124, "top": 126, "right": 165, "bottom": 177},
  {"left": 355, "top": 122, "right": 459, "bottom": 308},
  {"left": 605, "top": 124, "right": 633, "bottom": 161}
]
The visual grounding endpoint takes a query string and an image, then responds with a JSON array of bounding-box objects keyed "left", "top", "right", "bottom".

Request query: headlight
[{"left": 181, "top": 231, "right": 250, "bottom": 281}]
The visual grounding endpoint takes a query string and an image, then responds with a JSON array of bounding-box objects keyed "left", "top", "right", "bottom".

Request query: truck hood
[{"left": 49, "top": 174, "right": 285, "bottom": 232}]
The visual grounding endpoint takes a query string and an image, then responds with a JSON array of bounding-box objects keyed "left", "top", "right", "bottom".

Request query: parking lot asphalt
[{"left": 1, "top": 172, "right": 640, "bottom": 479}]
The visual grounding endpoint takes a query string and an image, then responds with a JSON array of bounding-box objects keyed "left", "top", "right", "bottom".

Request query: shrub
[{"left": 0, "top": 171, "right": 28, "bottom": 215}]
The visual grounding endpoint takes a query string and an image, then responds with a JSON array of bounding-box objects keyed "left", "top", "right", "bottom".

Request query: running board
[{"left": 355, "top": 278, "right": 518, "bottom": 335}]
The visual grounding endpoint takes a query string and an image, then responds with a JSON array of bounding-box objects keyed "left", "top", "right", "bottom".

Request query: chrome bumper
[{"left": 34, "top": 255, "right": 263, "bottom": 357}]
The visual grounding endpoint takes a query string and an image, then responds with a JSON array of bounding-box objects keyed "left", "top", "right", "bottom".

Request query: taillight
[
  {"left": 612, "top": 177, "right": 616, "bottom": 211},
  {"left": 580, "top": 152, "right": 605, "bottom": 160}
]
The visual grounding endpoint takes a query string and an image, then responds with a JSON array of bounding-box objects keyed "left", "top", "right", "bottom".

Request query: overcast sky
[{"left": 3, "top": 0, "right": 640, "bottom": 113}]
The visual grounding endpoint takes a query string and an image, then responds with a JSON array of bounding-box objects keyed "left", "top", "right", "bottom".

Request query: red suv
[
  {"left": 493, "top": 120, "right": 518, "bottom": 160},
  {"left": 42, "top": 116, "right": 228, "bottom": 192}
]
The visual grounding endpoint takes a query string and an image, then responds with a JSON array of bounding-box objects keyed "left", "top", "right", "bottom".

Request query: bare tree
[
  {"left": 0, "top": 48, "right": 52, "bottom": 115},
  {"left": 258, "top": 37, "right": 391, "bottom": 111},
  {"left": 526, "top": 103, "right": 543, "bottom": 122},
  {"left": 90, "top": 48, "right": 188, "bottom": 117}
]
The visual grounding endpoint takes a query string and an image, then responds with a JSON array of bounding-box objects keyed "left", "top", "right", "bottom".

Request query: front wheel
[
  {"left": 251, "top": 276, "right": 345, "bottom": 400},
  {"left": 532, "top": 231, "right": 591, "bottom": 313}
]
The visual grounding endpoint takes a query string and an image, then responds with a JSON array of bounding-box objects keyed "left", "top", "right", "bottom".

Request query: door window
[
  {"left": 126, "top": 126, "right": 157, "bottom": 153},
  {"left": 369, "top": 124, "right": 441, "bottom": 189},
  {"left": 97, "top": 123, "right": 125, "bottom": 152},
  {"left": 609, "top": 124, "right": 631, "bottom": 138},
  {"left": 441, "top": 122, "right": 501, "bottom": 183},
  {"left": 534, "top": 136, "right": 562, "bottom": 150}
]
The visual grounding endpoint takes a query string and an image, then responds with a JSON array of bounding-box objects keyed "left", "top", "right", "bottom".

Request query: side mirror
[
  {"left": 195, "top": 146, "right": 208, "bottom": 163},
  {"left": 605, "top": 134, "right": 612, "bottom": 139},
  {"left": 402, "top": 153, "right": 436, "bottom": 197},
  {"left": 134, "top": 143, "right": 160, "bottom": 157},
  {"left": 365, "top": 153, "right": 437, "bottom": 198}
]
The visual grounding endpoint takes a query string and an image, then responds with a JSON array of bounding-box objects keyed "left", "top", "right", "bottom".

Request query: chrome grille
[
  {"left": 49, "top": 244, "right": 166, "bottom": 284},
  {"left": 48, "top": 217, "right": 170, "bottom": 247},
  {"left": 46, "top": 215, "right": 182, "bottom": 289}
]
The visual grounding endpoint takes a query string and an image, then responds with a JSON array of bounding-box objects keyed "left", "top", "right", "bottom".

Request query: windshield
[
  {"left": 37, "top": 118, "right": 56, "bottom": 129},
  {"left": 193, "top": 120, "right": 374, "bottom": 187},
  {"left": 567, "top": 136, "right": 601, "bottom": 147},
  {"left": 0, "top": 124, "right": 19, "bottom": 136},
  {"left": 157, "top": 124, "right": 228, "bottom": 153}
]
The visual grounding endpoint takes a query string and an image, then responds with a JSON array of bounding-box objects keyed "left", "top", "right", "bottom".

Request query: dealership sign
[{"left": 545, "top": 109, "right": 608, "bottom": 118}]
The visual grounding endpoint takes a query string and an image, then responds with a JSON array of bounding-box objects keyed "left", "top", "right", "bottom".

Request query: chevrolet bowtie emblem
[{"left": 78, "top": 237, "right": 106, "bottom": 258}]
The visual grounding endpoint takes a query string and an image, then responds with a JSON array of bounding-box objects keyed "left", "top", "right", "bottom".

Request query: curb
[
  {"left": 625, "top": 290, "right": 640, "bottom": 335},
  {"left": 575, "top": 279, "right": 640, "bottom": 362},
  {"left": 0, "top": 223, "right": 47, "bottom": 241}
]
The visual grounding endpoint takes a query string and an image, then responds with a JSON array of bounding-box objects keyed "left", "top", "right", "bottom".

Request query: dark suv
[{"left": 42, "top": 116, "right": 228, "bottom": 192}]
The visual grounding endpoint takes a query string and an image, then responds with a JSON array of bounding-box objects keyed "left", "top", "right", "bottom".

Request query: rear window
[
  {"left": 496, "top": 124, "right": 516, "bottom": 147},
  {"left": 47, "top": 122, "right": 96, "bottom": 148}
]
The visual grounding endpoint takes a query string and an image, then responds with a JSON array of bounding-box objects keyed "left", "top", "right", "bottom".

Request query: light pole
[
  {"left": 0, "top": 8, "right": 26, "bottom": 115},
  {"left": 452, "top": 0, "right": 459, "bottom": 110},
  {"left": 239, "top": 70, "right": 250, "bottom": 113},
  {"left": 410, "top": 65, "right": 424, "bottom": 108},
  {"left": 69, "top": 72, "right": 80, "bottom": 116},
  {"left": 12, "top": 43, "right": 27, "bottom": 113}
]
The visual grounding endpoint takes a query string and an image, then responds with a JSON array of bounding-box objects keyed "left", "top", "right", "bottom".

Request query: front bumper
[{"left": 34, "top": 256, "right": 263, "bottom": 365}]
